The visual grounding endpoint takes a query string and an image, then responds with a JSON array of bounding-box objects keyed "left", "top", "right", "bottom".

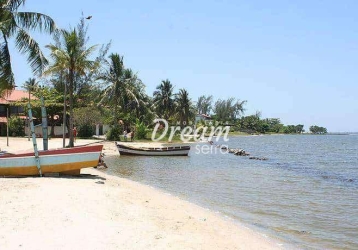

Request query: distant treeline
[
  {"left": 197, "top": 95, "right": 327, "bottom": 134},
  {"left": 309, "top": 126, "right": 328, "bottom": 134}
]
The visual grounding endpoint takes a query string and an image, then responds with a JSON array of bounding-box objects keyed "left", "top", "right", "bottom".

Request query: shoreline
[
  {"left": 1, "top": 138, "right": 284, "bottom": 249},
  {"left": 95, "top": 167, "right": 285, "bottom": 249},
  {"left": 99, "top": 165, "right": 290, "bottom": 249}
]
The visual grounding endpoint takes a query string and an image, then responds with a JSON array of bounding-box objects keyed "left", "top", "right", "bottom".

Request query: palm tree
[
  {"left": 44, "top": 25, "right": 97, "bottom": 147},
  {"left": 175, "top": 89, "right": 195, "bottom": 128},
  {"left": 98, "top": 53, "right": 126, "bottom": 123},
  {"left": 196, "top": 95, "right": 213, "bottom": 115},
  {"left": 23, "top": 77, "right": 37, "bottom": 140},
  {"left": 98, "top": 54, "right": 149, "bottom": 126},
  {"left": 23, "top": 77, "right": 37, "bottom": 102},
  {"left": 153, "top": 79, "right": 174, "bottom": 121},
  {"left": 0, "top": 0, "right": 56, "bottom": 95},
  {"left": 120, "top": 69, "right": 151, "bottom": 119},
  {"left": 116, "top": 68, "right": 137, "bottom": 117}
]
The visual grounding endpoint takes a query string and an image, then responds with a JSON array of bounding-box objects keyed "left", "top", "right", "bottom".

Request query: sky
[{"left": 10, "top": 0, "right": 358, "bottom": 132}]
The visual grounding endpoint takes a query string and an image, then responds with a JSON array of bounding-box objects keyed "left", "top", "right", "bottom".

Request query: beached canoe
[
  {"left": 115, "top": 142, "right": 190, "bottom": 156},
  {"left": 0, "top": 145, "right": 103, "bottom": 176}
]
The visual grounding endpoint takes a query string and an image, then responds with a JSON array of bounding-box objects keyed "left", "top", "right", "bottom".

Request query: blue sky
[{"left": 11, "top": 0, "right": 358, "bottom": 132}]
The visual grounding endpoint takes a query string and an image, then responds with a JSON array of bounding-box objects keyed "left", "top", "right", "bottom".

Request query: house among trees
[
  {"left": 195, "top": 114, "right": 212, "bottom": 125},
  {"left": 0, "top": 90, "right": 32, "bottom": 136}
]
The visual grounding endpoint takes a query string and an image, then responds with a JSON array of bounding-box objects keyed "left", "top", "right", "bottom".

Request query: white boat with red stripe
[
  {"left": 115, "top": 142, "right": 190, "bottom": 156},
  {"left": 0, "top": 145, "right": 103, "bottom": 176}
]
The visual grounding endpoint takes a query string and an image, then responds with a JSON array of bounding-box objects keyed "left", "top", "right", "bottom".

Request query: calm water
[{"left": 105, "top": 135, "right": 358, "bottom": 249}]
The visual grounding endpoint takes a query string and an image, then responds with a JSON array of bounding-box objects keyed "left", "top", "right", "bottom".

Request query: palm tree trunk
[
  {"left": 114, "top": 101, "right": 118, "bottom": 124},
  {"left": 114, "top": 87, "right": 120, "bottom": 125},
  {"left": 185, "top": 107, "right": 189, "bottom": 128},
  {"left": 50, "top": 115, "right": 55, "bottom": 137}
]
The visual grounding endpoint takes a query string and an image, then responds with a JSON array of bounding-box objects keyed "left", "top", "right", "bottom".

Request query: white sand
[{"left": 0, "top": 137, "right": 283, "bottom": 249}]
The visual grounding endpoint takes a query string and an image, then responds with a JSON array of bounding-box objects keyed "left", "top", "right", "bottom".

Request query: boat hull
[
  {"left": 116, "top": 143, "right": 190, "bottom": 156},
  {"left": 0, "top": 145, "right": 103, "bottom": 176}
]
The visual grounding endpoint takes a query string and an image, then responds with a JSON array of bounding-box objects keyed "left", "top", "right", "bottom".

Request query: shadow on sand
[{"left": 1, "top": 173, "right": 107, "bottom": 181}]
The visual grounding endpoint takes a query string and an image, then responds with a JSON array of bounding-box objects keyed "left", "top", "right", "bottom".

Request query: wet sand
[{"left": 0, "top": 137, "right": 282, "bottom": 249}]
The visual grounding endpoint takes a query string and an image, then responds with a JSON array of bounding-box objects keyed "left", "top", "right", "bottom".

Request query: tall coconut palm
[
  {"left": 175, "top": 88, "right": 195, "bottom": 128},
  {"left": 44, "top": 26, "right": 97, "bottom": 147},
  {"left": 122, "top": 69, "right": 153, "bottom": 124},
  {"left": 98, "top": 53, "right": 125, "bottom": 123},
  {"left": 98, "top": 54, "right": 146, "bottom": 125},
  {"left": 119, "top": 68, "right": 139, "bottom": 115},
  {"left": 23, "top": 77, "right": 37, "bottom": 101},
  {"left": 153, "top": 79, "right": 174, "bottom": 121},
  {"left": 0, "top": 0, "right": 56, "bottom": 95}
]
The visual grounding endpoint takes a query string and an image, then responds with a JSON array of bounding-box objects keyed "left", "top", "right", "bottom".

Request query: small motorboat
[{"left": 115, "top": 142, "right": 190, "bottom": 156}]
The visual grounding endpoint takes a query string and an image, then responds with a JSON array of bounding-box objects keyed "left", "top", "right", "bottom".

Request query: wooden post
[
  {"left": 63, "top": 82, "right": 67, "bottom": 148},
  {"left": 28, "top": 89, "right": 31, "bottom": 141},
  {"left": 28, "top": 103, "right": 42, "bottom": 177},
  {"left": 41, "top": 97, "right": 48, "bottom": 150},
  {"left": 6, "top": 107, "right": 9, "bottom": 146}
]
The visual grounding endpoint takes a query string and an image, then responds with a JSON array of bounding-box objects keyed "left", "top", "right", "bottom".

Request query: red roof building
[
  {"left": 0, "top": 89, "right": 34, "bottom": 104},
  {"left": 0, "top": 89, "right": 35, "bottom": 136}
]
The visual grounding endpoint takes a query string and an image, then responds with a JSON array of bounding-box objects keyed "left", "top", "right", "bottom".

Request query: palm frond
[
  {"left": 15, "top": 28, "right": 48, "bottom": 74},
  {"left": 15, "top": 11, "right": 56, "bottom": 33},
  {"left": 2, "top": 0, "right": 25, "bottom": 11},
  {"left": 0, "top": 10, "right": 18, "bottom": 37},
  {"left": 0, "top": 35, "right": 14, "bottom": 95},
  {"left": 43, "top": 65, "right": 67, "bottom": 76}
]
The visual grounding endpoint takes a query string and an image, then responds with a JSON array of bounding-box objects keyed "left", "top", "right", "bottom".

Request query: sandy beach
[{"left": 0, "top": 137, "right": 282, "bottom": 249}]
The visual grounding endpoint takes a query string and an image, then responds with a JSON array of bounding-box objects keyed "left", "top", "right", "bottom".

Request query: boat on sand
[
  {"left": 115, "top": 142, "right": 190, "bottom": 156},
  {"left": 0, "top": 145, "right": 103, "bottom": 176}
]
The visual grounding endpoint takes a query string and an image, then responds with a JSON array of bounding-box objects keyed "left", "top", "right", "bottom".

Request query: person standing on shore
[
  {"left": 131, "top": 130, "right": 134, "bottom": 141},
  {"left": 73, "top": 127, "right": 77, "bottom": 142}
]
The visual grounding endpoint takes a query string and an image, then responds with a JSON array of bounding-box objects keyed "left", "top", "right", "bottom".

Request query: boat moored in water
[{"left": 115, "top": 142, "right": 190, "bottom": 156}]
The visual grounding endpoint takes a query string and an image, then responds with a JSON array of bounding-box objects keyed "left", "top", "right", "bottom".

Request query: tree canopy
[
  {"left": 309, "top": 125, "right": 327, "bottom": 134},
  {"left": 0, "top": 0, "right": 56, "bottom": 95}
]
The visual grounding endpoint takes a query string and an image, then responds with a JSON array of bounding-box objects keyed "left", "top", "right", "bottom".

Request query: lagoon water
[{"left": 106, "top": 135, "right": 358, "bottom": 249}]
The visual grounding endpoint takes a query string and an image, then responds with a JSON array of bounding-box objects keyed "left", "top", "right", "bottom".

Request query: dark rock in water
[
  {"left": 227, "top": 147, "right": 251, "bottom": 156},
  {"left": 249, "top": 157, "right": 268, "bottom": 161},
  {"left": 298, "top": 230, "right": 310, "bottom": 235},
  {"left": 234, "top": 149, "right": 245, "bottom": 156},
  {"left": 229, "top": 148, "right": 250, "bottom": 156}
]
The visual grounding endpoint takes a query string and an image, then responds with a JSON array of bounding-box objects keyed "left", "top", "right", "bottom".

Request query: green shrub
[
  {"left": 78, "top": 124, "right": 94, "bottom": 138},
  {"left": 135, "top": 120, "right": 149, "bottom": 140},
  {"left": 9, "top": 116, "right": 25, "bottom": 137},
  {"left": 106, "top": 125, "right": 122, "bottom": 141}
]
